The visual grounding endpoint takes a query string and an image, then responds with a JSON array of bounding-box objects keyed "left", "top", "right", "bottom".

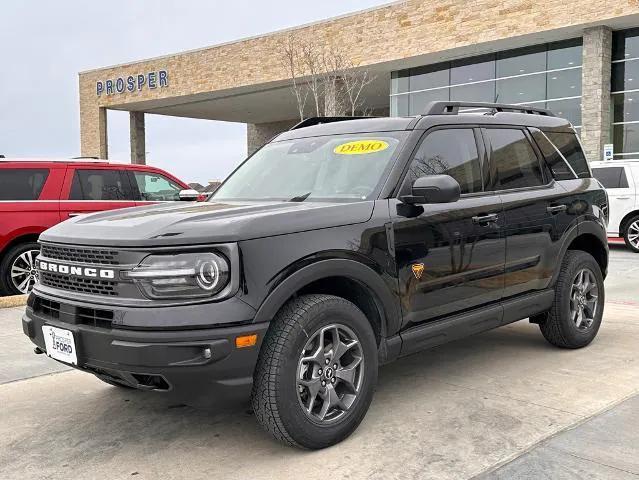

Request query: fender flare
[
  {"left": 252, "top": 258, "right": 401, "bottom": 337},
  {"left": 550, "top": 221, "right": 608, "bottom": 285}
]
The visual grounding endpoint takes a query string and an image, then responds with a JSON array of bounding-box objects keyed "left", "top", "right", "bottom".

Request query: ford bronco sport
[{"left": 23, "top": 102, "right": 608, "bottom": 449}]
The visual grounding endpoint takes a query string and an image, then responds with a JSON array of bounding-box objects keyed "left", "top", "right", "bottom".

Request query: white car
[{"left": 591, "top": 160, "right": 639, "bottom": 252}]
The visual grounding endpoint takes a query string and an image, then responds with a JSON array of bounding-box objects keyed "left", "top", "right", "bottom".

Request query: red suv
[{"left": 0, "top": 158, "right": 196, "bottom": 295}]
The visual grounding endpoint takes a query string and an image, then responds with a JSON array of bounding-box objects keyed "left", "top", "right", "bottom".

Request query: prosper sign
[{"left": 96, "top": 70, "right": 168, "bottom": 96}]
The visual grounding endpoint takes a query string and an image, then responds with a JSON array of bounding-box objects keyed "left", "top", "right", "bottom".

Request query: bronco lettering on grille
[{"left": 37, "top": 261, "right": 115, "bottom": 279}]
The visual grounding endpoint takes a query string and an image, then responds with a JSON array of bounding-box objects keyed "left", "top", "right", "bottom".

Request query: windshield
[{"left": 211, "top": 132, "right": 407, "bottom": 202}]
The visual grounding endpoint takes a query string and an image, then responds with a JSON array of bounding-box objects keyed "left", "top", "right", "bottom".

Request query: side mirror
[
  {"left": 178, "top": 189, "right": 200, "bottom": 202},
  {"left": 401, "top": 175, "right": 461, "bottom": 205}
]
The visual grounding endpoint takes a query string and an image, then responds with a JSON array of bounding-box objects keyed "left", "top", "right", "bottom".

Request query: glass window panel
[
  {"left": 612, "top": 60, "right": 639, "bottom": 92},
  {"left": 547, "top": 40, "right": 583, "bottom": 69},
  {"left": 613, "top": 29, "right": 639, "bottom": 61},
  {"left": 133, "top": 172, "right": 182, "bottom": 201},
  {"left": 547, "top": 68, "right": 581, "bottom": 99},
  {"left": 409, "top": 64, "right": 449, "bottom": 91},
  {"left": 592, "top": 167, "right": 628, "bottom": 189},
  {"left": 391, "top": 71, "right": 410, "bottom": 94},
  {"left": 496, "top": 73, "right": 545, "bottom": 103},
  {"left": 612, "top": 93, "right": 639, "bottom": 123},
  {"left": 546, "top": 98, "right": 581, "bottom": 126},
  {"left": 613, "top": 124, "right": 639, "bottom": 154},
  {"left": 409, "top": 89, "right": 449, "bottom": 115},
  {"left": 496, "top": 46, "right": 546, "bottom": 77},
  {"left": 391, "top": 95, "right": 409, "bottom": 116},
  {"left": 544, "top": 131, "right": 590, "bottom": 178},
  {"left": 450, "top": 55, "right": 495, "bottom": 85},
  {"left": 70, "top": 169, "right": 131, "bottom": 201},
  {"left": 530, "top": 129, "right": 575, "bottom": 180},
  {"left": 450, "top": 81, "right": 495, "bottom": 102},
  {"left": 486, "top": 129, "right": 544, "bottom": 189},
  {"left": 407, "top": 129, "right": 482, "bottom": 194},
  {"left": 0, "top": 169, "right": 49, "bottom": 200}
]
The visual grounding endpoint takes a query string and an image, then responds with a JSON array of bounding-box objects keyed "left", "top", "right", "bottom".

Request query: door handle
[
  {"left": 546, "top": 205, "right": 567, "bottom": 214},
  {"left": 614, "top": 196, "right": 631, "bottom": 200},
  {"left": 472, "top": 213, "right": 498, "bottom": 224},
  {"left": 68, "top": 213, "right": 83, "bottom": 218}
]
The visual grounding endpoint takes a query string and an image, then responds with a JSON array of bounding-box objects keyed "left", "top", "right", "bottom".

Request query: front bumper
[{"left": 23, "top": 292, "right": 269, "bottom": 406}]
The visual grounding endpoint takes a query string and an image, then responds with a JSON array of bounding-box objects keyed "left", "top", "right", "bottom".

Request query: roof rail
[
  {"left": 289, "top": 116, "right": 374, "bottom": 130},
  {"left": 424, "top": 101, "right": 555, "bottom": 117},
  {"left": 71, "top": 156, "right": 100, "bottom": 160}
]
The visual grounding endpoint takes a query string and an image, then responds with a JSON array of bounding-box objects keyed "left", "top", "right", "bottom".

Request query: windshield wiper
[{"left": 287, "top": 192, "right": 312, "bottom": 202}]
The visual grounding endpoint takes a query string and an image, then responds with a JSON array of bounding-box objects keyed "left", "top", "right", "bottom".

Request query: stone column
[
  {"left": 246, "top": 119, "right": 298, "bottom": 156},
  {"left": 581, "top": 26, "right": 612, "bottom": 162},
  {"left": 130, "top": 111, "right": 146, "bottom": 165}
]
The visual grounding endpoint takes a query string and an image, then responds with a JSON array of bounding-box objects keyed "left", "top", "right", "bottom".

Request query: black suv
[{"left": 24, "top": 102, "right": 608, "bottom": 449}]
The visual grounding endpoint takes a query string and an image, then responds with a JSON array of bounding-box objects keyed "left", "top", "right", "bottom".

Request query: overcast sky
[{"left": 0, "top": 0, "right": 389, "bottom": 185}]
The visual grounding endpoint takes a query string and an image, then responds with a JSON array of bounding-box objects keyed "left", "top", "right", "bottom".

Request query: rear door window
[
  {"left": 69, "top": 169, "right": 132, "bottom": 200},
  {"left": 484, "top": 128, "right": 544, "bottom": 190},
  {"left": 592, "top": 167, "right": 629, "bottom": 189},
  {"left": 0, "top": 168, "right": 49, "bottom": 200}
]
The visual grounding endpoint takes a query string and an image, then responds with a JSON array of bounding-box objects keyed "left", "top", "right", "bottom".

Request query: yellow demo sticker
[{"left": 334, "top": 140, "right": 389, "bottom": 155}]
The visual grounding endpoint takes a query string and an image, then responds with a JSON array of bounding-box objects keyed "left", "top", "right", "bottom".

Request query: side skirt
[{"left": 394, "top": 289, "right": 555, "bottom": 359}]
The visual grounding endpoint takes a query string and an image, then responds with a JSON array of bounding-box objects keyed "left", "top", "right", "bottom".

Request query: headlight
[{"left": 124, "top": 252, "right": 230, "bottom": 299}]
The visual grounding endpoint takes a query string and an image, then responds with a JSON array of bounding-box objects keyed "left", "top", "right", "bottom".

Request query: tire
[
  {"left": 539, "top": 251, "right": 605, "bottom": 349},
  {"left": 0, "top": 242, "right": 41, "bottom": 296},
  {"left": 251, "top": 294, "right": 378, "bottom": 449},
  {"left": 623, "top": 215, "right": 639, "bottom": 253}
]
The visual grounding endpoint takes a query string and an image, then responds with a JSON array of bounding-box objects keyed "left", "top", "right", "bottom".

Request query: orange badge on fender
[{"left": 411, "top": 263, "right": 425, "bottom": 280}]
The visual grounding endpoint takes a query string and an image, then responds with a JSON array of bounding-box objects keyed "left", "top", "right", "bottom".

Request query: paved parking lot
[{"left": 1, "top": 246, "right": 638, "bottom": 480}]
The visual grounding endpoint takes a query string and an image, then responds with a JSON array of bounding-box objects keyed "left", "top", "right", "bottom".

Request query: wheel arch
[
  {"left": 253, "top": 259, "right": 401, "bottom": 347},
  {"left": 552, "top": 221, "right": 608, "bottom": 283},
  {"left": 0, "top": 232, "right": 41, "bottom": 261},
  {"left": 619, "top": 210, "right": 639, "bottom": 237}
]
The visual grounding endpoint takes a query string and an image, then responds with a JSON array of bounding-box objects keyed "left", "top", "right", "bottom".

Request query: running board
[{"left": 398, "top": 289, "right": 555, "bottom": 358}]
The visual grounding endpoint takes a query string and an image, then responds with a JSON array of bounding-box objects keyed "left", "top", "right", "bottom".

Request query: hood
[{"left": 40, "top": 201, "right": 375, "bottom": 247}]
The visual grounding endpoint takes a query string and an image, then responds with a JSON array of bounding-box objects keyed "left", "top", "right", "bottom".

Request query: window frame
[
  {"left": 480, "top": 126, "right": 553, "bottom": 193},
  {"left": 396, "top": 125, "right": 491, "bottom": 199}
]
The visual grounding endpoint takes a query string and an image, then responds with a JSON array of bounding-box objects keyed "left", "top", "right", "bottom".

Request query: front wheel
[
  {"left": 251, "top": 294, "right": 378, "bottom": 449},
  {"left": 623, "top": 215, "right": 639, "bottom": 253},
  {"left": 0, "top": 242, "right": 41, "bottom": 295},
  {"left": 539, "top": 251, "right": 605, "bottom": 348}
]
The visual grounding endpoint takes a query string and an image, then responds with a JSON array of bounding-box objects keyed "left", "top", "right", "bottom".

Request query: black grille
[
  {"left": 33, "top": 296, "right": 113, "bottom": 329},
  {"left": 76, "top": 306, "right": 114, "bottom": 329},
  {"left": 40, "top": 272, "right": 118, "bottom": 296},
  {"left": 33, "top": 297, "right": 60, "bottom": 319},
  {"left": 40, "top": 245, "right": 120, "bottom": 265}
]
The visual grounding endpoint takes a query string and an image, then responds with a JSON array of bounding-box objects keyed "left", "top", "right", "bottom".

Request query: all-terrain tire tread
[{"left": 251, "top": 294, "right": 355, "bottom": 448}]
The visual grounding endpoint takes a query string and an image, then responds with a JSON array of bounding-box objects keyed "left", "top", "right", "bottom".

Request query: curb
[{"left": 0, "top": 295, "right": 28, "bottom": 309}]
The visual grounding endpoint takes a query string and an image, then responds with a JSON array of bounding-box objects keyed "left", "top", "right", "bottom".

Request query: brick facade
[{"left": 78, "top": 0, "right": 639, "bottom": 161}]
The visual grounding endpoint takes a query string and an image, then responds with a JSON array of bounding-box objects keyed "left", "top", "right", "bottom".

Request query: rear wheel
[
  {"left": 539, "top": 251, "right": 604, "bottom": 348},
  {"left": 251, "top": 294, "right": 378, "bottom": 449},
  {"left": 623, "top": 215, "right": 639, "bottom": 253},
  {"left": 0, "top": 242, "right": 41, "bottom": 295}
]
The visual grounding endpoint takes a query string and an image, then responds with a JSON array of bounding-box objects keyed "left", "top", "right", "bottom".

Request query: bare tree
[{"left": 275, "top": 33, "right": 376, "bottom": 119}]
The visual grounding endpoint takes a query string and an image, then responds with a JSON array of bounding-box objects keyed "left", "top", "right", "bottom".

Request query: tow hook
[{"left": 33, "top": 347, "right": 44, "bottom": 355}]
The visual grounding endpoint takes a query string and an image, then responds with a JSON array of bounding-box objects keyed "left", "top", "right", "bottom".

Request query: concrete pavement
[{"left": 1, "top": 247, "right": 638, "bottom": 480}]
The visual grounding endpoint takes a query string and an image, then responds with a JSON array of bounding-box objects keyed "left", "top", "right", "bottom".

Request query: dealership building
[{"left": 79, "top": 0, "right": 639, "bottom": 165}]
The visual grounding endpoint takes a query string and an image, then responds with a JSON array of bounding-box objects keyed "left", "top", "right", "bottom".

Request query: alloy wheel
[
  {"left": 627, "top": 221, "right": 639, "bottom": 249},
  {"left": 10, "top": 249, "right": 40, "bottom": 294},
  {"left": 570, "top": 268, "right": 598, "bottom": 330},
  {"left": 296, "top": 323, "right": 364, "bottom": 423}
]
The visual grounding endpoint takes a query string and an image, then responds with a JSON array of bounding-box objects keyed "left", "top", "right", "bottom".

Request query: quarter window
[
  {"left": 133, "top": 172, "right": 182, "bottom": 201},
  {"left": 592, "top": 167, "right": 629, "bottom": 189},
  {"left": 531, "top": 130, "right": 590, "bottom": 180},
  {"left": 405, "top": 129, "right": 482, "bottom": 194},
  {"left": 485, "top": 129, "right": 544, "bottom": 189},
  {"left": 69, "top": 169, "right": 130, "bottom": 200},
  {"left": 0, "top": 169, "right": 49, "bottom": 200}
]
